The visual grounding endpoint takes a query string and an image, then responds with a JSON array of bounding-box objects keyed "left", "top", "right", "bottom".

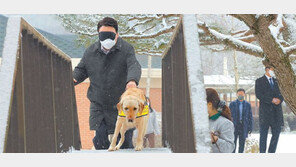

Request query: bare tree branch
[
  {"left": 236, "top": 35, "right": 256, "bottom": 43},
  {"left": 231, "top": 29, "right": 252, "bottom": 36},
  {"left": 229, "top": 14, "right": 257, "bottom": 28}
]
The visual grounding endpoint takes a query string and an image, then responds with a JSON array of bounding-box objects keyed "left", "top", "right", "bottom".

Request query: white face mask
[
  {"left": 100, "top": 38, "right": 116, "bottom": 50},
  {"left": 269, "top": 70, "right": 276, "bottom": 77}
]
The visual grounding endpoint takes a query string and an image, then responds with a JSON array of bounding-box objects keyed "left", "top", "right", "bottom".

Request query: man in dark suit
[
  {"left": 230, "top": 88, "right": 253, "bottom": 153},
  {"left": 255, "top": 67, "right": 284, "bottom": 153}
]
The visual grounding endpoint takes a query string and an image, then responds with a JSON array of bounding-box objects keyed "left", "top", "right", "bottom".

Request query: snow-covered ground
[
  {"left": 236, "top": 132, "right": 296, "bottom": 153},
  {"left": 71, "top": 148, "right": 171, "bottom": 153},
  {"left": 71, "top": 132, "right": 296, "bottom": 153}
]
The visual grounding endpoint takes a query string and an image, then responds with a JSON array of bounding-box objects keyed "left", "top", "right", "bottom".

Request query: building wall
[
  {"left": 74, "top": 83, "right": 92, "bottom": 149},
  {"left": 75, "top": 82, "right": 162, "bottom": 150}
]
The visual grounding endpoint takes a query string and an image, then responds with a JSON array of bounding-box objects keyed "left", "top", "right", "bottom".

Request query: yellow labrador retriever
[{"left": 108, "top": 88, "right": 149, "bottom": 151}]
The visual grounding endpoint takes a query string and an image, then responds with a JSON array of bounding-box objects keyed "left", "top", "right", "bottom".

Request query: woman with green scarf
[{"left": 206, "top": 88, "right": 235, "bottom": 153}]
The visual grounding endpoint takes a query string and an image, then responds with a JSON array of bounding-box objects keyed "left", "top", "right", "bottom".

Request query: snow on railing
[
  {"left": 0, "top": 17, "right": 21, "bottom": 153},
  {"left": 0, "top": 17, "right": 80, "bottom": 153},
  {"left": 161, "top": 15, "right": 211, "bottom": 153},
  {"left": 182, "top": 14, "right": 211, "bottom": 153}
]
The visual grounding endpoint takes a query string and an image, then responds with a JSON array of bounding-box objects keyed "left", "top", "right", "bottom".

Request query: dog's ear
[
  {"left": 138, "top": 100, "right": 145, "bottom": 115},
  {"left": 138, "top": 93, "right": 146, "bottom": 115},
  {"left": 117, "top": 101, "right": 123, "bottom": 114}
]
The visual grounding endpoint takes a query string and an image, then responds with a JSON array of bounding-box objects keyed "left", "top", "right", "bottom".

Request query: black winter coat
[
  {"left": 73, "top": 37, "right": 141, "bottom": 131},
  {"left": 255, "top": 75, "right": 284, "bottom": 127}
]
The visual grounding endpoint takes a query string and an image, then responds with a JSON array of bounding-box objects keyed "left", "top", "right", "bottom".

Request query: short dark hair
[
  {"left": 237, "top": 88, "right": 245, "bottom": 93},
  {"left": 265, "top": 66, "right": 271, "bottom": 70},
  {"left": 97, "top": 17, "right": 118, "bottom": 32}
]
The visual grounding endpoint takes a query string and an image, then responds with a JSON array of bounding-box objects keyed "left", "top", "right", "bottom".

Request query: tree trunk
[
  {"left": 231, "top": 16, "right": 240, "bottom": 92},
  {"left": 252, "top": 18, "right": 296, "bottom": 114},
  {"left": 233, "top": 50, "right": 240, "bottom": 91},
  {"left": 146, "top": 55, "right": 152, "bottom": 97}
]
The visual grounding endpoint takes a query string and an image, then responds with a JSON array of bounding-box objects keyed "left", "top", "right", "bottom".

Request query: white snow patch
[
  {"left": 283, "top": 15, "right": 296, "bottom": 45},
  {"left": 268, "top": 14, "right": 286, "bottom": 51},
  {"left": 255, "top": 14, "right": 270, "bottom": 19},
  {"left": 241, "top": 133, "right": 296, "bottom": 153},
  {"left": 71, "top": 148, "right": 172, "bottom": 153},
  {"left": 183, "top": 15, "right": 211, "bottom": 153},
  {"left": 0, "top": 17, "right": 21, "bottom": 153}
]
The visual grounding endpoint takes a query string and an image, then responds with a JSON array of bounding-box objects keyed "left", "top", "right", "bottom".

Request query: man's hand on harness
[{"left": 126, "top": 80, "right": 137, "bottom": 89}]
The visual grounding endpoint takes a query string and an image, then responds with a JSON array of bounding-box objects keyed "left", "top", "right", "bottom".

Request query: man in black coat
[
  {"left": 255, "top": 67, "right": 283, "bottom": 153},
  {"left": 73, "top": 17, "right": 142, "bottom": 150}
]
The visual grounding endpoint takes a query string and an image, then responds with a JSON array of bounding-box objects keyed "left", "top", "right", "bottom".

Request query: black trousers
[
  {"left": 233, "top": 122, "right": 246, "bottom": 153},
  {"left": 259, "top": 123, "right": 281, "bottom": 153},
  {"left": 92, "top": 119, "right": 134, "bottom": 150}
]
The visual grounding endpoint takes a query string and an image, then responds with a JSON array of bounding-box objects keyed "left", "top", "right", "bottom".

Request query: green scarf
[{"left": 209, "top": 110, "right": 222, "bottom": 120}]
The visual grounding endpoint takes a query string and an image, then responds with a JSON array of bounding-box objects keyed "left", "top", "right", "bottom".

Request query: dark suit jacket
[
  {"left": 255, "top": 75, "right": 284, "bottom": 127},
  {"left": 230, "top": 100, "right": 253, "bottom": 138}
]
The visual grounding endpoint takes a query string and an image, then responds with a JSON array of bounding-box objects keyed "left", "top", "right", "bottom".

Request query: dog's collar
[{"left": 118, "top": 105, "right": 149, "bottom": 118}]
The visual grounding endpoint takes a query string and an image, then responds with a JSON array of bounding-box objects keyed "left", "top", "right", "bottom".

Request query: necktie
[
  {"left": 239, "top": 102, "right": 243, "bottom": 121},
  {"left": 269, "top": 78, "right": 274, "bottom": 89}
]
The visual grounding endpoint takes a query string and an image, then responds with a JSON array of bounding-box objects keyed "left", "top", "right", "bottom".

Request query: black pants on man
[
  {"left": 259, "top": 123, "right": 281, "bottom": 153},
  {"left": 233, "top": 122, "right": 246, "bottom": 153},
  {"left": 92, "top": 119, "right": 134, "bottom": 150}
]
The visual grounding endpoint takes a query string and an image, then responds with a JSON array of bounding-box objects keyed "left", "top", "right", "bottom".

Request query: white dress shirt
[{"left": 265, "top": 74, "right": 273, "bottom": 85}]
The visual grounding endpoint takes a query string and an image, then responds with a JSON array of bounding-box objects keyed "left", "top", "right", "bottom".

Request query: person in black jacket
[
  {"left": 73, "top": 17, "right": 142, "bottom": 150},
  {"left": 255, "top": 67, "right": 283, "bottom": 153}
]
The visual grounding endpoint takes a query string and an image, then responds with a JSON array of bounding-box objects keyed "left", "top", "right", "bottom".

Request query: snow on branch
[
  {"left": 121, "top": 25, "right": 176, "bottom": 39},
  {"left": 197, "top": 21, "right": 264, "bottom": 58},
  {"left": 269, "top": 14, "right": 285, "bottom": 39},
  {"left": 121, "top": 18, "right": 154, "bottom": 34},
  {"left": 284, "top": 45, "right": 296, "bottom": 56},
  {"left": 128, "top": 14, "right": 179, "bottom": 21}
]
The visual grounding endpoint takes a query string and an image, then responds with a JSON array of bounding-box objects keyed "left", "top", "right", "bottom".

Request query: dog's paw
[
  {"left": 135, "top": 145, "right": 143, "bottom": 151},
  {"left": 108, "top": 146, "right": 116, "bottom": 151},
  {"left": 115, "top": 145, "right": 121, "bottom": 150}
]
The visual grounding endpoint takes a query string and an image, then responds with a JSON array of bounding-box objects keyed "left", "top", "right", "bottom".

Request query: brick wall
[
  {"left": 74, "top": 83, "right": 93, "bottom": 149},
  {"left": 141, "top": 88, "right": 162, "bottom": 113},
  {"left": 75, "top": 82, "right": 162, "bottom": 150}
]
